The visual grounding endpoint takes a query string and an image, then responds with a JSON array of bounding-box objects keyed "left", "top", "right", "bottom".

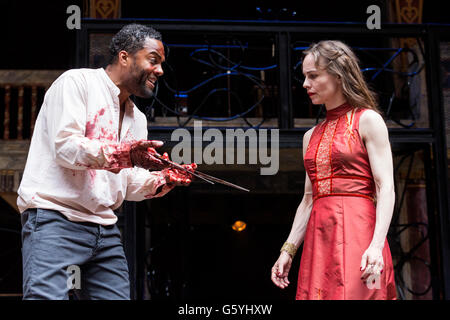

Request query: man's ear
[{"left": 118, "top": 50, "right": 129, "bottom": 66}]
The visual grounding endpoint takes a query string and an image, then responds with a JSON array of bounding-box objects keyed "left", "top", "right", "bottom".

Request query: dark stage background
[
  {"left": 0, "top": 0, "right": 449, "bottom": 301},
  {"left": 1, "top": 0, "right": 448, "bottom": 70}
]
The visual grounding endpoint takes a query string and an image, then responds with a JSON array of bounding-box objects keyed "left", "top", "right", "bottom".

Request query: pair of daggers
[{"left": 151, "top": 153, "right": 250, "bottom": 192}]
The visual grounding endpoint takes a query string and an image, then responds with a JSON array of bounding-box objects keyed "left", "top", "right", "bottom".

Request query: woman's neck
[{"left": 324, "top": 96, "right": 347, "bottom": 111}]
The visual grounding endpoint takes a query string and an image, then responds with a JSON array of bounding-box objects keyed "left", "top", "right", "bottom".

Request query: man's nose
[{"left": 155, "top": 64, "right": 164, "bottom": 77}]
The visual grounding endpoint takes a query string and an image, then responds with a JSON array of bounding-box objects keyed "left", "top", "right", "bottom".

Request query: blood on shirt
[
  {"left": 86, "top": 108, "right": 117, "bottom": 142},
  {"left": 88, "top": 169, "right": 96, "bottom": 186}
]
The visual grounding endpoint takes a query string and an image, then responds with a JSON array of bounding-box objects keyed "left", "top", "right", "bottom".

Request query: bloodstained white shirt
[{"left": 17, "top": 68, "right": 172, "bottom": 225}]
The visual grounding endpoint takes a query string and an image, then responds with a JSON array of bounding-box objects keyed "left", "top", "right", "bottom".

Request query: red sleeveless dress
[{"left": 296, "top": 103, "right": 396, "bottom": 300}]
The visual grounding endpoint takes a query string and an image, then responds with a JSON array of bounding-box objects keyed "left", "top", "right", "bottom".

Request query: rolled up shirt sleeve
[
  {"left": 125, "top": 167, "right": 174, "bottom": 201},
  {"left": 46, "top": 73, "right": 133, "bottom": 170},
  {"left": 123, "top": 108, "right": 175, "bottom": 201}
]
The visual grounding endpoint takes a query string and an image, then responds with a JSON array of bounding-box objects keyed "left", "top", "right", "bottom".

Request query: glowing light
[{"left": 232, "top": 220, "right": 247, "bottom": 232}]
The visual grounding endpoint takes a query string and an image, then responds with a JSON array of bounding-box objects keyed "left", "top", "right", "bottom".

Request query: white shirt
[{"left": 17, "top": 68, "right": 171, "bottom": 225}]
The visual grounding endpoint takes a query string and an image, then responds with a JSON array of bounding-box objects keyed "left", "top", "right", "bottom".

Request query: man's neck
[{"left": 105, "top": 65, "right": 130, "bottom": 106}]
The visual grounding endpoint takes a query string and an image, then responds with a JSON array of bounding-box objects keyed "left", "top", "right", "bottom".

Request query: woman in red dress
[{"left": 271, "top": 40, "right": 396, "bottom": 300}]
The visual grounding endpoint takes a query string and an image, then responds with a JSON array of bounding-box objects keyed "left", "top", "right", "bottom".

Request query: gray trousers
[{"left": 21, "top": 208, "right": 130, "bottom": 300}]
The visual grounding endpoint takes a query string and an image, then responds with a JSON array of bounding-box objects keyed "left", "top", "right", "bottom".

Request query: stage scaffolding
[{"left": 73, "top": 19, "right": 449, "bottom": 300}]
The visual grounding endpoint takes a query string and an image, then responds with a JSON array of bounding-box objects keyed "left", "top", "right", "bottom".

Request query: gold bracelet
[{"left": 280, "top": 242, "right": 297, "bottom": 258}]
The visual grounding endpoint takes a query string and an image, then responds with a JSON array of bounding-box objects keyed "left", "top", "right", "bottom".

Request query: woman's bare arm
[
  {"left": 359, "top": 109, "right": 395, "bottom": 277},
  {"left": 285, "top": 128, "right": 315, "bottom": 247},
  {"left": 271, "top": 127, "right": 315, "bottom": 288}
]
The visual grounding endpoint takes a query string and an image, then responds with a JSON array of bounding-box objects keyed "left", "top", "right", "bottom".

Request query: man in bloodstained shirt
[{"left": 17, "top": 24, "right": 195, "bottom": 300}]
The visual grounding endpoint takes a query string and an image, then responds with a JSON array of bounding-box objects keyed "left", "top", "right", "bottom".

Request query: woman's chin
[{"left": 310, "top": 98, "right": 323, "bottom": 105}]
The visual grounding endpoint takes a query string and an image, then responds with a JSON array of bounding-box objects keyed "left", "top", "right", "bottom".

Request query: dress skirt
[{"left": 296, "top": 196, "right": 397, "bottom": 300}]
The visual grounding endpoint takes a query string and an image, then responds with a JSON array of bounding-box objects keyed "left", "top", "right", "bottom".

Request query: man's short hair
[{"left": 108, "top": 24, "right": 162, "bottom": 64}]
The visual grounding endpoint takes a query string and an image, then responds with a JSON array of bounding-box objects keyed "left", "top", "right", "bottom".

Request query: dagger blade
[
  {"left": 151, "top": 153, "right": 249, "bottom": 192},
  {"left": 194, "top": 171, "right": 250, "bottom": 192}
]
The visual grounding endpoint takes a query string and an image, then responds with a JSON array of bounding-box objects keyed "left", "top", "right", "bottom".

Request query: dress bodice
[{"left": 304, "top": 103, "right": 375, "bottom": 201}]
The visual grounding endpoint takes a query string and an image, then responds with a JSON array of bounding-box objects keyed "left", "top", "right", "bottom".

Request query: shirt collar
[{"left": 99, "top": 67, "right": 121, "bottom": 97}]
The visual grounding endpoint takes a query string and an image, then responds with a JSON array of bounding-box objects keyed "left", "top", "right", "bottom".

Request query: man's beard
[{"left": 130, "top": 64, "right": 154, "bottom": 98}]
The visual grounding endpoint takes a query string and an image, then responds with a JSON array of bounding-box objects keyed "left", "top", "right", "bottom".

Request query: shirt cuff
[
  {"left": 144, "top": 171, "right": 174, "bottom": 199},
  {"left": 104, "top": 143, "right": 133, "bottom": 169}
]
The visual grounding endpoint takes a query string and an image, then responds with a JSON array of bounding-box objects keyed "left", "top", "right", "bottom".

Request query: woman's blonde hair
[{"left": 303, "top": 40, "right": 380, "bottom": 113}]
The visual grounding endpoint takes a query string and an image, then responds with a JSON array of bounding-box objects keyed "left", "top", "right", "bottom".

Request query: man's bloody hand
[
  {"left": 129, "top": 140, "right": 166, "bottom": 170},
  {"left": 130, "top": 141, "right": 198, "bottom": 185},
  {"left": 162, "top": 163, "right": 197, "bottom": 186}
]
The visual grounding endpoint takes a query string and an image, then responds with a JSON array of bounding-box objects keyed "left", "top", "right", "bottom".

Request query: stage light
[{"left": 232, "top": 220, "right": 247, "bottom": 232}]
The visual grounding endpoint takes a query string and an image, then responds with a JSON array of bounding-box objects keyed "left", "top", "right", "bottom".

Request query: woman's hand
[
  {"left": 271, "top": 251, "right": 292, "bottom": 289},
  {"left": 360, "top": 246, "right": 384, "bottom": 283}
]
